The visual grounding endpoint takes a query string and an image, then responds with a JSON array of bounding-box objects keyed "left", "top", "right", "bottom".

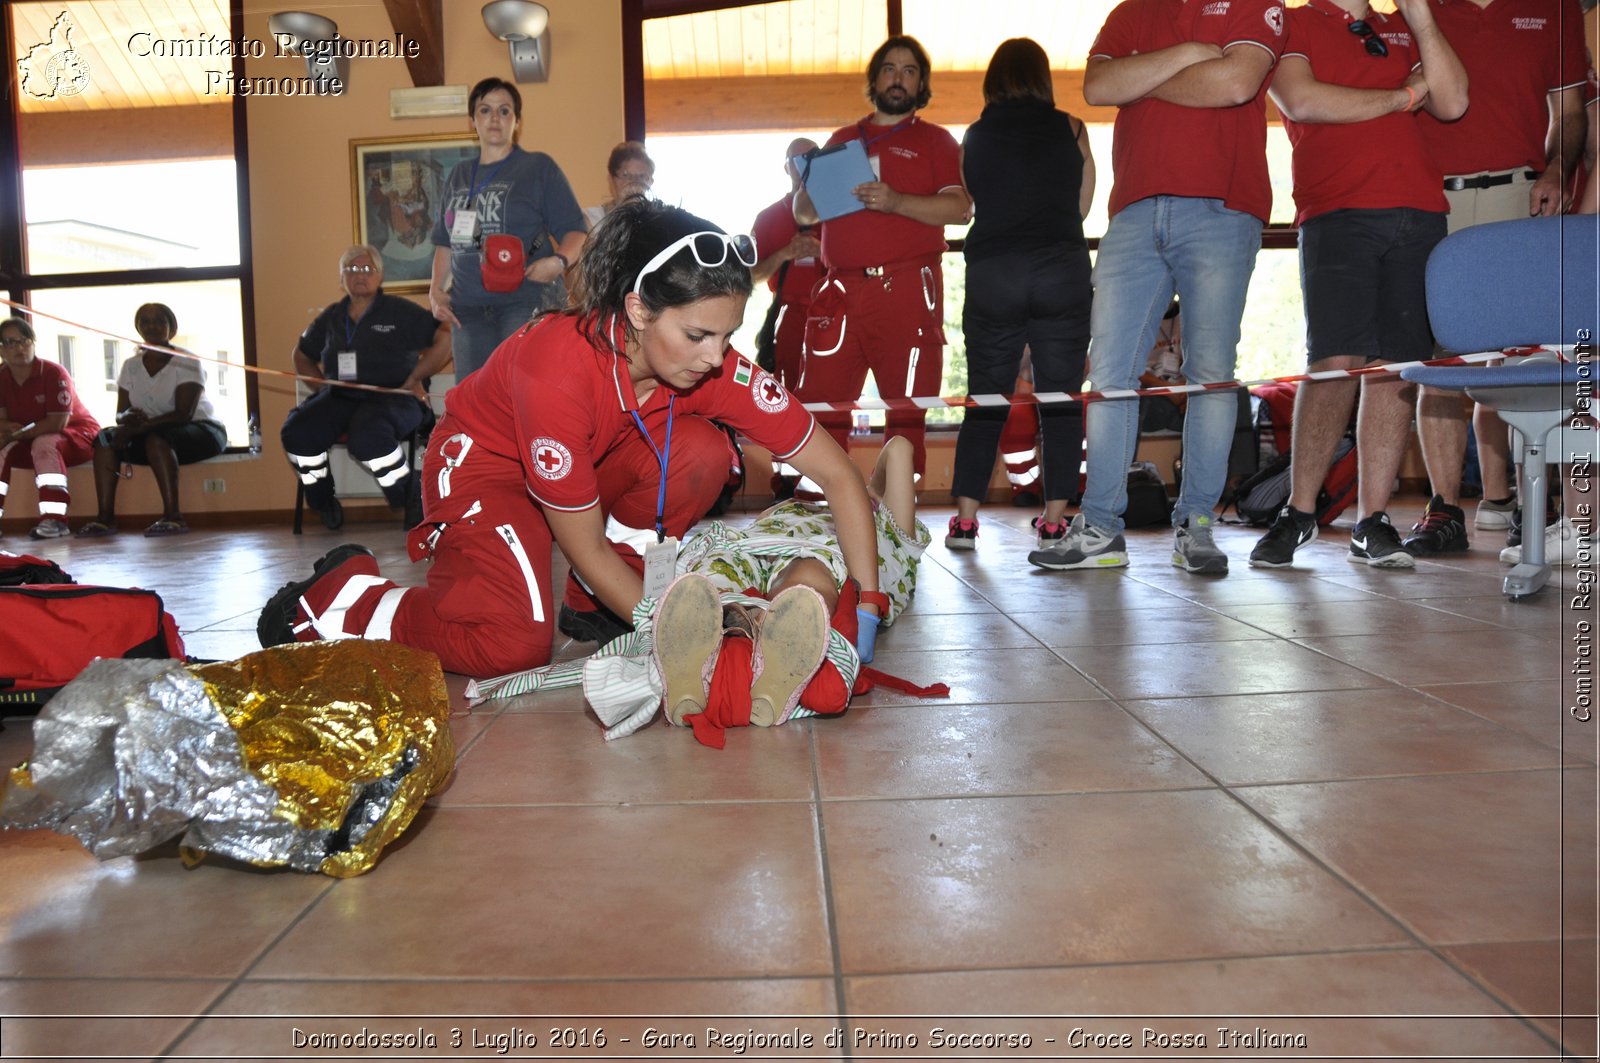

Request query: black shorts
[
  {"left": 1299, "top": 207, "right": 1446, "bottom": 366},
  {"left": 98, "top": 420, "right": 228, "bottom": 465}
]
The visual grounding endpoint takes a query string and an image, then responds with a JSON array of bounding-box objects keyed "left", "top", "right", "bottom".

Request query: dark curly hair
[
  {"left": 569, "top": 198, "right": 753, "bottom": 353},
  {"left": 866, "top": 35, "right": 933, "bottom": 110}
]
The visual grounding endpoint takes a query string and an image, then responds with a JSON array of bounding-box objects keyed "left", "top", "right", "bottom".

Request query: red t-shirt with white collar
[
  {"left": 1281, "top": 2, "right": 1447, "bottom": 225},
  {"left": 816, "top": 115, "right": 963, "bottom": 271},
  {"left": 1091, "top": 0, "right": 1288, "bottom": 224},
  {"left": 0, "top": 357, "right": 100, "bottom": 448},
  {"left": 1415, "top": 0, "right": 1589, "bottom": 176},
  {"left": 439, "top": 313, "right": 815, "bottom": 512}
]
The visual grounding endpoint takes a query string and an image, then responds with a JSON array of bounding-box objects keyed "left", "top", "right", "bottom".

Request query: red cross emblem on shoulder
[
  {"left": 752, "top": 370, "right": 790, "bottom": 413},
  {"left": 531, "top": 436, "right": 573, "bottom": 480}
]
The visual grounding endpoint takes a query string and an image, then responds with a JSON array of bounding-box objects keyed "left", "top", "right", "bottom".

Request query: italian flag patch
[{"left": 733, "top": 359, "right": 754, "bottom": 387}]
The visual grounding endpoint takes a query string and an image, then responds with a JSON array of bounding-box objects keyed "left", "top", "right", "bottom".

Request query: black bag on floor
[
  {"left": 1122, "top": 460, "right": 1173, "bottom": 529},
  {"left": 0, "top": 551, "right": 73, "bottom": 587}
]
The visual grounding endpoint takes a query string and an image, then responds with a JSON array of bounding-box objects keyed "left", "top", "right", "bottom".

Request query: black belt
[{"left": 1443, "top": 170, "right": 1539, "bottom": 192}]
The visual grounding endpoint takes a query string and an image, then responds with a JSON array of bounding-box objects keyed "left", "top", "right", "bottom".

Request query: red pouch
[{"left": 480, "top": 234, "right": 526, "bottom": 292}]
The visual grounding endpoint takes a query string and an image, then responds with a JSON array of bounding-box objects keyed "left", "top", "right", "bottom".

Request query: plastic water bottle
[
  {"left": 248, "top": 415, "right": 262, "bottom": 455},
  {"left": 851, "top": 411, "right": 871, "bottom": 436}
]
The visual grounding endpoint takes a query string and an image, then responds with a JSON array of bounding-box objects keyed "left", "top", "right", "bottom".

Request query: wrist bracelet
[
  {"left": 1403, "top": 86, "right": 1417, "bottom": 112},
  {"left": 553, "top": 252, "right": 570, "bottom": 271}
]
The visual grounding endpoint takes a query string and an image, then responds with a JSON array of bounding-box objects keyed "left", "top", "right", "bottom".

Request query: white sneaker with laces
[{"left": 1499, "top": 516, "right": 1587, "bottom": 566}]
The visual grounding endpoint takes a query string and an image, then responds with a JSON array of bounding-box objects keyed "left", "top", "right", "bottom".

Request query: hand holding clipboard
[{"left": 798, "top": 140, "right": 880, "bottom": 221}]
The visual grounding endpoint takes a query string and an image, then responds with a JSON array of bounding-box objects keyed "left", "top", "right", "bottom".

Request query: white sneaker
[
  {"left": 1499, "top": 516, "right": 1587, "bottom": 566},
  {"left": 29, "top": 518, "right": 70, "bottom": 539},
  {"left": 1475, "top": 497, "right": 1517, "bottom": 530}
]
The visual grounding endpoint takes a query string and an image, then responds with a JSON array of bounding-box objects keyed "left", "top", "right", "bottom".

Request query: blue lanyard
[
  {"left": 343, "top": 298, "right": 371, "bottom": 347},
  {"left": 628, "top": 395, "right": 675, "bottom": 542},
  {"left": 856, "top": 115, "right": 915, "bottom": 151},
  {"left": 469, "top": 155, "right": 509, "bottom": 203}
]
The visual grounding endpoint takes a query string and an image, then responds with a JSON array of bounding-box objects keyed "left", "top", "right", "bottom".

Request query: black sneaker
[
  {"left": 1401, "top": 495, "right": 1468, "bottom": 555},
  {"left": 257, "top": 544, "right": 377, "bottom": 647},
  {"left": 1349, "top": 513, "right": 1415, "bottom": 568},
  {"left": 1506, "top": 505, "right": 1522, "bottom": 548},
  {"left": 1249, "top": 506, "right": 1318, "bottom": 568},
  {"left": 945, "top": 516, "right": 978, "bottom": 550},
  {"left": 318, "top": 496, "right": 345, "bottom": 531},
  {"left": 556, "top": 601, "right": 632, "bottom": 646}
]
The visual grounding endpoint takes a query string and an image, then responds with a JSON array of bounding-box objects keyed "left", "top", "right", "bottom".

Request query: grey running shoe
[
  {"left": 1028, "top": 514, "right": 1128, "bottom": 571},
  {"left": 1249, "top": 506, "right": 1318, "bottom": 568},
  {"left": 1172, "top": 514, "right": 1228, "bottom": 574},
  {"left": 28, "top": 517, "right": 70, "bottom": 539},
  {"left": 1348, "top": 513, "right": 1416, "bottom": 568},
  {"left": 1475, "top": 497, "right": 1516, "bottom": 530}
]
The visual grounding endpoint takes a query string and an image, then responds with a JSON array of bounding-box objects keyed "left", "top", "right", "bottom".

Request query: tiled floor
[{"left": 1, "top": 494, "right": 1595, "bottom": 1062}]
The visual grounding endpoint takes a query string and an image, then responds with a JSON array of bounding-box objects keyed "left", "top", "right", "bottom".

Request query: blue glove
[{"left": 855, "top": 608, "right": 881, "bottom": 664}]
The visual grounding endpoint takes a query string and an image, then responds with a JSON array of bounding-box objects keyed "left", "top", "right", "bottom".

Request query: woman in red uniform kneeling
[{"left": 259, "top": 201, "right": 882, "bottom": 679}]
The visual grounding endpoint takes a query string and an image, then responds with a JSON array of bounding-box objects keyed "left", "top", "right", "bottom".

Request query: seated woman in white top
[{"left": 77, "top": 303, "right": 227, "bottom": 538}]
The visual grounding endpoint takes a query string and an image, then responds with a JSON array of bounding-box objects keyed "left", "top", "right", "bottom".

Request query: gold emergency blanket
[{"left": 0, "top": 641, "right": 453, "bottom": 877}]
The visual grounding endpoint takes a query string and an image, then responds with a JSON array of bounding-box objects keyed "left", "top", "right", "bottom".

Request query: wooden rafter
[{"left": 381, "top": 0, "right": 445, "bottom": 87}]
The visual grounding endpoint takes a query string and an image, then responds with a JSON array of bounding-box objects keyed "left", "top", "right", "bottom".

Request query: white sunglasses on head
[{"left": 632, "top": 231, "right": 758, "bottom": 296}]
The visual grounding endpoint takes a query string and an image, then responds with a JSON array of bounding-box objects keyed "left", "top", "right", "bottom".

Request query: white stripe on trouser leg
[
  {"left": 494, "top": 523, "right": 545, "bottom": 623},
  {"left": 0, "top": 481, "right": 10, "bottom": 498},
  {"left": 361, "top": 446, "right": 409, "bottom": 487},
  {"left": 436, "top": 433, "right": 474, "bottom": 499},
  {"left": 296, "top": 573, "right": 392, "bottom": 640},
  {"left": 1008, "top": 466, "right": 1041, "bottom": 486},
  {"left": 35, "top": 473, "right": 67, "bottom": 490},
  {"left": 1003, "top": 448, "right": 1037, "bottom": 464},
  {"left": 361, "top": 587, "right": 409, "bottom": 639},
  {"left": 905, "top": 347, "right": 920, "bottom": 397},
  {"left": 38, "top": 501, "right": 67, "bottom": 515},
  {"left": 773, "top": 461, "right": 799, "bottom": 477}
]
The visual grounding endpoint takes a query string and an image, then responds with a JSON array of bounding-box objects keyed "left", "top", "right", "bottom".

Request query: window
[
  {"left": 4, "top": 1, "right": 257, "bottom": 447},
  {"left": 55, "top": 334, "right": 73, "bottom": 376}
]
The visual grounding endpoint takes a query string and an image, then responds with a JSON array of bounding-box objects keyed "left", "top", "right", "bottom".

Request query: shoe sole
[
  {"left": 1029, "top": 550, "right": 1128, "bottom": 570},
  {"left": 1247, "top": 556, "right": 1296, "bottom": 569},
  {"left": 654, "top": 575, "right": 724, "bottom": 726},
  {"left": 1347, "top": 551, "right": 1416, "bottom": 569},
  {"left": 1173, "top": 552, "right": 1229, "bottom": 574},
  {"left": 944, "top": 536, "right": 976, "bottom": 550},
  {"left": 1401, "top": 539, "right": 1468, "bottom": 556},
  {"left": 320, "top": 498, "right": 345, "bottom": 531},
  {"left": 1475, "top": 513, "right": 1512, "bottom": 530},
  {"left": 257, "top": 544, "right": 376, "bottom": 647},
  {"left": 749, "top": 587, "right": 828, "bottom": 727}
]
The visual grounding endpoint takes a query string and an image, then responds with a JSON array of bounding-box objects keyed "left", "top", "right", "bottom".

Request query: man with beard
[{"left": 794, "top": 35, "right": 970, "bottom": 481}]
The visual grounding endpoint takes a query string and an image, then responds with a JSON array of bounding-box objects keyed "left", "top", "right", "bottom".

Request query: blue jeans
[
  {"left": 1082, "top": 196, "right": 1262, "bottom": 534},
  {"left": 451, "top": 289, "right": 552, "bottom": 379}
]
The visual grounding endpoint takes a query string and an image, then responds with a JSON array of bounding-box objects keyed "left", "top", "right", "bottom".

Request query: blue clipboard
[{"left": 801, "top": 139, "right": 876, "bottom": 222}]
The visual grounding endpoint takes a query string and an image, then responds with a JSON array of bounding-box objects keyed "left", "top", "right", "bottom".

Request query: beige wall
[{"left": 6, "top": 1, "right": 625, "bottom": 527}]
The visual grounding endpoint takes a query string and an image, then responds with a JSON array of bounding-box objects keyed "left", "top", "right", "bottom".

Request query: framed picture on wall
[{"left": 350, "top": 133, "right": 479, "bottom": 292}]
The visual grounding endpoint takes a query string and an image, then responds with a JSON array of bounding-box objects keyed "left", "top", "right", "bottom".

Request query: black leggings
[{"left": 952, "top": 245, "right": 1092, "bottom": 502}]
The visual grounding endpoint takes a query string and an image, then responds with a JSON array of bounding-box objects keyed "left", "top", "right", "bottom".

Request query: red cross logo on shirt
[
  {"left": 530, "top": 436, "right": 572, "bottom": 480},
  {"left": 751, "top": 368, "right": 790, "bottom": 413}
]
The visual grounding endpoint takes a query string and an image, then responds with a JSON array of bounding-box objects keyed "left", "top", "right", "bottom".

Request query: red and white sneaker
[{"left": 257, "top": 544, "right": 388, "bottom": 646}]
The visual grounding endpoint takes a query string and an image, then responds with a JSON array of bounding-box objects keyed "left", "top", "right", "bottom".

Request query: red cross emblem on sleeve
[
  {"left": 531, "top": 437, "right": 573, "bottom": 480},
  {"left": 752, "top": 371, "right": 790, "bottom": 413}
]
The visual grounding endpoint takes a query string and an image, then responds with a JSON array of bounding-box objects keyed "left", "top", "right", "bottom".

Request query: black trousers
[
  {"left": 952, "top": 245, "right": 1092, "bottom": 503},
  {"left": 281, "top": 388, "right": 426, "bottom": 508}
]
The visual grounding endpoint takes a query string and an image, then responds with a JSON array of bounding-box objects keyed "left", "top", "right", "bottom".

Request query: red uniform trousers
[
  {"left": 798, "top": 259, "right": 945, "bottom": 475},
  {"left": 0, "top": 433, "right": 95, "bottom": 517},
  {"left": 361, "top": 415, "right": 730, "bottom": 678}
]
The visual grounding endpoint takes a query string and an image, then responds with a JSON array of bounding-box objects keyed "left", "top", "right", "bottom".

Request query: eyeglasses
[
  {"left": 615, "top": 170, "right": 653, "bottom": 185},
  {"left": 342, "top": 264, "right": 377, "bottom": 274},
  {"left": 1348, "top": 20, "right": 1388, "bottom": 58},
  {"left": 632, "top": 231, "right": 758, "bottom": 296},
  {"left": 0, "top": 336, "right": 31, "bottom": 348}
]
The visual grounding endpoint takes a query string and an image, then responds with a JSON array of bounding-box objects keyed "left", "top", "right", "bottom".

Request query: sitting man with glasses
[
  {"left": 259, "top": 201, "right": 885, "bottom": 681},
  {"left": 1249, "top": 0, "right": 1467, "bottom": 570},
  {"left": 280, "top": 245, "right": 451, "bottom": 530}
]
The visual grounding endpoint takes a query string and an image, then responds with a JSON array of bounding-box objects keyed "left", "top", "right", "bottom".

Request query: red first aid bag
[
  {"left": 0, "top": 585, "right": 186, "bottom": 707},
  {"left": 479, "top": 234, "right": 526, "bottom": 293}
]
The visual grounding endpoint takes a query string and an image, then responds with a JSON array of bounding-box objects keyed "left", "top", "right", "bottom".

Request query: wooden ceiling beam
[{"left": 382, "top": 0, "right": 445, "bottom": 87}]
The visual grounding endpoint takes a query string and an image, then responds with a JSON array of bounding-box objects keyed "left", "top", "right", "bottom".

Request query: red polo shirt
[
  {"left": 1415, "top": 0, "right": 1589, "bottom": 176},
  {"left": 750, "top": 193, "right": 822, "bottom": 304},
  {"left": 1091, "top": 0, "right": 1288, "bottom": 224},
  {"left": 0, "top": 357, "right": 99, "bottom": 448},
  {"left": 815, "top": 115, "right": 963, "bottom": 271},
  {"left": 441, "top": 314, "right": 815, "bottom": 512},
  {"left": 1281, "top": 2, "right": 1447, "bottom": 225}
]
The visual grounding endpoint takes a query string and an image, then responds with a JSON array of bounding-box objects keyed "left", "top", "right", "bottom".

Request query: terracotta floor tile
[
  {"left": 1126, "top": 689, "right": 1572, "bottom": 785},
  {"left": 1442, "top": 939, "right": 1599, "bottom": 1058},
  {"left": 1417, "top": 680, "right": 1592, "bottom": 761},
  {"left": 436, "top": 710, "right": 816, "bottom": 806},
  {"left": 176, "top": 978, "right": 840, "bottom": 1059},
  {"left": 844, "top": 950, "right": 1557, "bottom": 1058},
  {"left": 814, "top": 701, "right": 1209, "bottom": 799},
  {"left": 1214, "top": 597, "right": 1504, "bottom": 639},
  {"left": 1010, "top": 601, "right": 1272, "bottom": 647},
  {"left": 1412, "top": 592, "right": 1567, "bottom": 629},
  {"left": 1239, "top": 770, "right": 1597, "bottom": 944},
  {"left": 250, "top": 804, "right": 830, "bottom": 981},
  {"left": 1064, "top": 638, "right": 1385, "bottom": 700},
  {"left": 0, "top": 978, "right": 230, "bottom": 1061},
  {"left": 0, "top": 828, "right": 331, "bottom": 979},
  {"left": 855, "top": 647, "right": 1105, "bottom": 706},
  {"left": 880, "top": 611, "right": 1044, "bottom": 651},
  {"left": 1293, "top": 628, "right": 1558, "bottom": 686},
  {"left": 823, "top": 791, "right": 1409, "bottom": 973}
]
